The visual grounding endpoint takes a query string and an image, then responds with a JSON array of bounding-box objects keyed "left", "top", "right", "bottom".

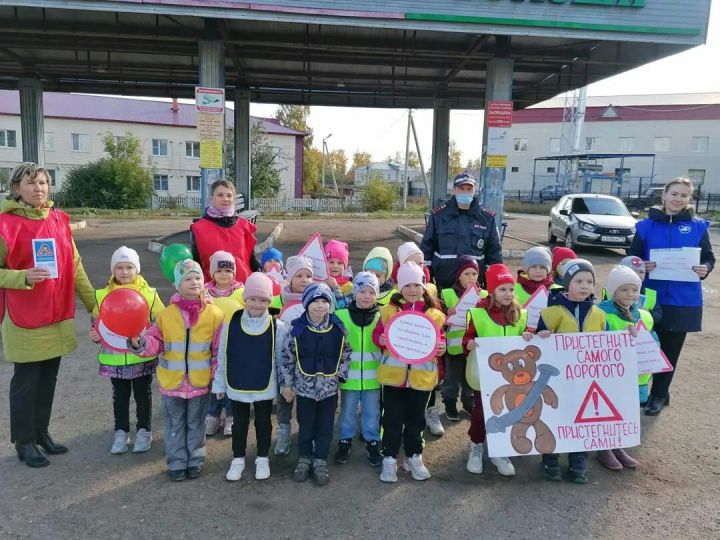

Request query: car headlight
[{"left": 578, "top": 221, "right": 596, "bottom": 232}]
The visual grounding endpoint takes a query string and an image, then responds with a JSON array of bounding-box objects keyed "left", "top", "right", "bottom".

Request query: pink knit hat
[
  {"left": 209, "top": 250, "right": 235, "bottom": 276},
  {"left": 242, "top": 272, "right": 274, "bottom": 302},
  {"left": 325, "top": 239, "right": 349, "bottom": 266},
  {"left": 397, "top": 262, "right": 425, "bottom": 291}
]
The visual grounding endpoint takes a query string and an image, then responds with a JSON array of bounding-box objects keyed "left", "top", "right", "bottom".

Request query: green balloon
[{"left": 160, "top": 243, "right": 193, "bottom": 282}]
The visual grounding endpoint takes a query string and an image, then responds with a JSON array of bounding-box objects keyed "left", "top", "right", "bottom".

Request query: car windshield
[{"left": 571, "top": 197, "right": 629, "bottom": 216}]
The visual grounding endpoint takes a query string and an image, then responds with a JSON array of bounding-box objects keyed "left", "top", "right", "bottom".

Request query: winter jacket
[
  {"left": 537, "top": 291, "right": 607, "bottom": 334},
  {"left": 0, "top": 199, "right": 95, "bottom": 363}
]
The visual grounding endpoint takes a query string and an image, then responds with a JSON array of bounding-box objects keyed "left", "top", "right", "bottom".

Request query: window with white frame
[
  {"left": 153, "top": 174, "right": 169, "bottom": 191},
  {"left": 0, "top": 129, "right": 17, "bottom": 148},
  {"left": 513, "top": 138, "right": 527, "bottom": 152},
  {"left": 688, "top": 169, "right": 705, "bottom": 186},
  {"left": 618, "top": 137, "right": 634, "bottom": 152},
  {"left": 654, "top": 137, "right": 671, "bottom": 152},
  {"left": 152, "top": 139, "right": 168, "bottom": 157},
  {"left": 691, "top": 136, "right": 709, "bottom": 153},
  {"left": 186, "top": 175, "right": 201, "bottom": 192},
  {"left": 71, "top": 133, "right": 90, "bottom": 152},
  {"left": 47, "top": 169, "right": 57, "bottom": 187},
  {"left": 44, "top": 132, "right": 55, "bottom": 151},
  {"left": 585, "top": 137, "right": 599, "bottom": 152},
  {"left": 185, "top": 141, "right": 200, "bottom": 158},
  {"left": 549, "top": 138, "right": 561, "bottom": 153}
]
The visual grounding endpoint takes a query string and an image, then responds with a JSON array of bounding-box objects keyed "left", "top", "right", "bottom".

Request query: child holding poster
[
  {"left": 363, "top": 246, "right": 395, "bottom": 306},
  {"left": 549, "top": 247, "right": 577, "bottom": 290},
  {"left": 373, "top": 263, "right": 446, "bottom": 483},
  {"left": 536, "top": 259, "right": 607, "bottom": 484},
  {"left": 463, "top": 264, "right": 532, "bottom": 477},
  {"left": 440, "top": 256, "right": 487, "bottom": 421},
  {"left": 515, "top": 247, "right": 554, "bottom": 305},
  {"left": 90, "top": 246, "right": 164, "bottom": 455}
]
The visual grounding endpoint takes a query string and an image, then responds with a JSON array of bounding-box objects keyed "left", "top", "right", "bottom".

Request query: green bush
[
  {"left": 62, "top": 133, "right": 153, "bottom": 209},
  {"left": 361, "top": 178, "right": 397, "bottom": 212}
]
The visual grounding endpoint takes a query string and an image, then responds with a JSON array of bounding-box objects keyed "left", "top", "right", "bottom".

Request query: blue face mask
[{"left": 455, "top": 193, "right": 474, "bottom": 206}]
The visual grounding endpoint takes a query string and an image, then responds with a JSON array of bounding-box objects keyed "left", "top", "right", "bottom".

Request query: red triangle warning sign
[{"left": 574, "top": 381, "right": 623, "bottom": 423}]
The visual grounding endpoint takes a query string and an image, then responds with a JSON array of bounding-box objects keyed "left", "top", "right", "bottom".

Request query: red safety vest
[
  {"left": 190, "top": 217, "right": 256, "bottom": 283},
  {"left": 0, "top": 209, "right": 75, "bottom": 328}
]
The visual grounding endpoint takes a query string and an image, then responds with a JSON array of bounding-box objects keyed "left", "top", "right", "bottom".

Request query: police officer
[{"left": 420, "top": 172, "right": 503, "bottom": 289}]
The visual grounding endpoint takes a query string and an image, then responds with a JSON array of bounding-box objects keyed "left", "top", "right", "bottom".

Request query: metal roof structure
[
  {"left": 0, "top": 1, "right": 712, "bottom": 109},
  {"left": 534, "top": 152, "right": 655, "bottom": 161}
]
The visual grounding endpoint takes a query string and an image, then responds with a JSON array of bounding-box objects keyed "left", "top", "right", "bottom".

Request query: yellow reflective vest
[
  {"left": 441, "top": 287, "right": 488, "bottom": 356},
  {"left": 210, "top": 288, "right": 244, "bottom": 323},
  {"left": 335, "top": 309, "right": 381, "bottom": 391}
]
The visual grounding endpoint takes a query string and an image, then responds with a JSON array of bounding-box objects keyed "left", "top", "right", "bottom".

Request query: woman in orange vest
[
  {"left": 190, "top": 179, "right": 260, "bottom": 284},
  {"left": 0, "top": 163, "right": 95, "bottom": 468}
]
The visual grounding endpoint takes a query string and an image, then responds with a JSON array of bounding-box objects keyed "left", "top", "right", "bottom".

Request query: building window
[
  {"left": 114, "top": 135, "right": 126, "bottom": 147},
  {"left": 549, "top": 138, "right": 561, "bottom": 154},
  {"left": 44, "top": 132, "right": 55, "bottom": 151},
  {"left": 185, "top": 141, "right": 200, "bottom": 158},
  {"left": 0, "top": 129, "right": 17, "bottom": 148},
  {"left": 585, "top": 137, "right": 599, "bottom": 152},
  {"left": 546, "top": 167, "right": 556, "bottom": 174},
  {"left": 618, "top": 137, "right": 634, "bottom": 152},
  {"left": 153, "top": 174, "right": 169, "bottom": 191},
  {"left": 152, "top": 139, "right": 168, "bottom": 157},
  {"left": 71, "top": 133, "right": 90, "bottom": 152},
  {"left": 513, "top": 138, "right": 527, "bottom": 152},
  {"left": 47, "top": 169, "right": 57, "bottom": 187},
  {"left": 186, "top": 175, "right": 200, "bottom": 192},
  {"left": 654, "top": 137, "right": 671, "bottom": 153},
  {"left": 691, "top": 136, "right": 709, "bottom": 153},
  {"left": 511, "top": 166, "right": 519, "bottom": 173},
  {"left": 688, "top": 169, "right": 705, "bottom": 186}
]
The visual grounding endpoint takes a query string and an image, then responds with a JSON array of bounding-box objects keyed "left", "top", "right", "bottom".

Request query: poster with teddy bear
[{"left": 473, "top": 331, "right": 641, "bottom": 458}]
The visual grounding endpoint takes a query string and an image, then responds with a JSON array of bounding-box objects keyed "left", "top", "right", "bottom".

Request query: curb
[
  {"left": 69, "top": 220, "right": 87, "bottom": 231},
  {"left": 395, "top": 224, "right": 528, "bottom": 260},
  {"left": 147, "top": 221, "right": 285, "bottom": 255}
]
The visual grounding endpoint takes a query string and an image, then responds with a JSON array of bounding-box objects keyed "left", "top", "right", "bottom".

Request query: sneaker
[
  {"left": 544, "top": 464, "right": 562, "bottom": 481},
  {"left": 226, "top": 457, "right": 245, "bottom": 481},
  {"left": 110, "top": 430, "right": 129, "bottom": 454},
  {"left": 186, "top": 466, "right": 203, "bottom": 479},
  {"left": 366, "top": 441, "right": 382, "bottom": 467},
  {"left": 274, "top": 423, "right": 291, "bottom": 456},
  {"left": 255, "top": 457, "right": 271, "bottom": 480},
  {"left": 380, "top": 457, "right": 398, "bottom": 483},
  {"left": 407, "top": 454, "right": 431, "bottom": 481},
  {"left": 293, "top": 457, "right": 312, "bottom": 482},
  {"left": 425, "top": 407, "right": 445, "bottom": 437},
  {"left": 491, "top": 457, "right": 516, "bottom": 477},
  {"left": 132, "top": 429, "right": 153, "bottom": 453},
  {"left": 569, "top": 467, "right": 588, "bottom": 484},
  {"left": 597, "top": 450, "right": 623, "bottom": 471},
  {"left": 223, "top": 416, "right": 234, "bottom": 437},
  {"left": 444, "top": 400, "right": 460, "bottom": 422},
  {"left": 205, "top": 415, "right": 221, "bottom": 436},
  {"left": 466, "top": 442, "right": 484, "bottom": 474},
  {"left": 639, "top": 384, "right": 649, "bottom": 407},
  {"left": 313, "top": 459, "right": 329, "bottom": 486},
  {"left": 168, "top": 469, "right": 186, "bottom": 482},
  {"left": 461, "top": 398, "right": 474, "bottom": 416},
  {"left": 334, "top": 439, "right": 352, "bottom": 464}
]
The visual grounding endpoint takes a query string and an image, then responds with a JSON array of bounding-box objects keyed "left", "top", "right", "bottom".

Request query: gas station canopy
[{"left": 0, "top": 0, "right": 712, "bottom": 109}]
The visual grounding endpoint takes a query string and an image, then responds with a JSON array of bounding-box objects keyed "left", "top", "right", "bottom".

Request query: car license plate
[{"left": 601, "top": 235, "right": 625, "bottom": 243}]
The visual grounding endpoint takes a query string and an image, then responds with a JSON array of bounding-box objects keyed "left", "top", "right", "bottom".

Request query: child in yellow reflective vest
[
  {"left": 129, "top": 259, "right": 224, "bottom": 482},
  {"left": 90, "top": 246, "right": 164, "bottom": 455},
  {"left": 204, "top": 250, "right": 245, "bottom": 438}
]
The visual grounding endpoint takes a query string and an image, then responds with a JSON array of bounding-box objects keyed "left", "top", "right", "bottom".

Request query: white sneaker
[
  {"left": 205, "top": 415, "right": 221, "bottom": 436},
  {"left": 226, "top": 458, "right": 245, "bottom": 481},
  {"left": 223, "top": 416, "right": 234, "bottom": 437},
  {"left": 407, "top": 454, "right": 431, "bottom": 481},
  {"left": 133, "top": 428, "right": 153, "bottom": 453},
  {"left": 425, "top": 407, "right": 445, "bottom": 437},
  {"left": 466, "top": 442, "right": 484, "bottom": 474},
  {"left": 380, "top": 457, "right": 398, "bottom": 483},
  {"left": 255, "top": 457, "right": 270, "bottom": 480},
  {"left": 491, "top": 457, "right": 516, "bottom": 477},
  {"left": 110, "top": 430, "right": 129, "bottom": 454}
]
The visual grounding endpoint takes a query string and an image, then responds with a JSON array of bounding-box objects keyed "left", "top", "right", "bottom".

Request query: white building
[
  {"left": 507, "top": 93, "right": 720, "bottom": 195},
  {"left": 354, "top": 161, "right": 427, "bottom": 196},
  {"left": 0, "top": 91, "right": 307, "bottom": 199}
]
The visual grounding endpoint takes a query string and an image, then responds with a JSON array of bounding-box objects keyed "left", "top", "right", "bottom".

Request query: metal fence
[
  {"left": 150, "top": 193, "right": 202, "bottom": 210},
  {"left": 252, "top": 197, "right": 350, "bottom": 212}
]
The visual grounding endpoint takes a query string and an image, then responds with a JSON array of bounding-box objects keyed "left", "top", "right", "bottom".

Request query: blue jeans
[
  {"left": 338, "top": 389, "right": 381, "bottom": 442},
  {"left": 207, "top": 393, "right": 232, "bottom": 418}
]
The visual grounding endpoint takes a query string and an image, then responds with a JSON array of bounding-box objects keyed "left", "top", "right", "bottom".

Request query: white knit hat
[
  {"left": 111, "top": 246, "right": 141, "bottom": 273},
  {"left": 285, "top": 255, "right": 313, "bottom": 280},
  {"left": 397, "top": 242, "right": 424, "bottom": 265},
  {"left": 397, "top": 262, "right": 425, "bottom": 291},
  {"left": 606, "top": 265, "right": 642, "bottom": 299}
]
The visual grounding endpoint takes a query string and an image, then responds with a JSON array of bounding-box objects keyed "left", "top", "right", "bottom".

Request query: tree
[
  {"left": 275, "top": 105, "right": 313, "bottom": 148},
  {"left": 347, "top": 150, "right": 372, "bottom": 183},
  {"left": 385, "top": 151, "right": 402, "bottom": 164},
  {"left": 328, "top": 149, "right": 348, "bottom": 184},
  {"left": 407, "top": 151, "right": 420, "bottom": 169},
  {"left": 466, "top": 157, "right": 482, "bottom": 171},
  {"left": 448, "top": 139, "right": 464, "bottom": 178},
  {"left": 362, "top": 175, "right": 397, "bottom": 212},
  {"left": 0, "top": 167, "right": 9, "bottom": 192},
  {"left": 303, "top": 147, "right": 323, "bottom": 194},
  {"left": 225, "top": 122, "right": 283, "bottom": 198},
  {"left": 62, "top": 132, "right": 153, "bottom": 208}
]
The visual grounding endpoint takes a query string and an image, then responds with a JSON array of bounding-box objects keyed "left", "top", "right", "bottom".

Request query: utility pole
[
  {"left": 409, "top": 113, "right": 431, "bottom": 201},
  {"left": 402, "top": 109, "right": 412, "bottom": 210},
  {"left": 322, "top": 133, "right": 332, "bottom": 190}
]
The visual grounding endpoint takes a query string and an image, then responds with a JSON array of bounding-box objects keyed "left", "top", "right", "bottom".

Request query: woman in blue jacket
[{"left": 628, "top": 177, "right": 715, "bottom": 415}]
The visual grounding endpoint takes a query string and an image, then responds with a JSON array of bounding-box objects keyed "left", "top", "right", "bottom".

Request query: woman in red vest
[
  {"left": 190, "top": 180, "right": 259, "bottom": 284},
  {"left": 0, "top": 163, "right": 95, "bottom": 468}
]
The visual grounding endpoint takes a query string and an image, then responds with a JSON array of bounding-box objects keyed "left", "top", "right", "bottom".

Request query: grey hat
[
  {"left": 562, "top": 258, "right": 595, "bottom": 288},
  {"left": 523, "top": 246, "right": 552, "bottom": 271},
  {"left": 620, "top": 255, "right": 646, "bottom": 273}
]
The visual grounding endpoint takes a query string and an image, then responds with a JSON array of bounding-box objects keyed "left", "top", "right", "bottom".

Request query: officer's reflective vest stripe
[
  {"left": 441, "top": 287, "right": 488, "bottom": 356},
  {"left": 376, "top": 306, "right": 444, "bottom": 391},
  {"left": 156, "top": 303, "right": 224, "bottom": 390},
  {"left": 465, "top": 307, "right": 528, "bottom": 391},
  {"left": 210, "top": 288, "right": 244, "bottom": 323},
  {"left": 335, "top": 309, "right": 381, "bottom": 391},
  {"left": 95, "top": 287, "right": 157, "bottom": 366}
]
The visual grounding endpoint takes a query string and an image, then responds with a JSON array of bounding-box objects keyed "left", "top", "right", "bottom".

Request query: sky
[{"left": 247, "top": 2, "right": 719, "bottom": 168}]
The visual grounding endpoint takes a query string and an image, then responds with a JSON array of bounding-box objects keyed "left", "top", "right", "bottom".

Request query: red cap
[
  {"left": 485, "top": 263, "right": 515, "bottom": 294},
  {"left": 551, "top": 247, "right": 577, "bottom": 272}
]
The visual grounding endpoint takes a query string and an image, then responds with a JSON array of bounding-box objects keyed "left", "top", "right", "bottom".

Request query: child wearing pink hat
[{"left": 325, "top": 239, "right": 354, "bottom": 308}]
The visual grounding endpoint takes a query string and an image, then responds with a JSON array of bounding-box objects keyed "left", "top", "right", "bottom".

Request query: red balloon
[{"left": 99, "top": 288, "right": 150, "bottom": 337}]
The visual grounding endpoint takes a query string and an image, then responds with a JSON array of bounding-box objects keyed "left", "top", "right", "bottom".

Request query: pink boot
[
  {"left": 598, "top": 450, "right": 623, "bottom": 471},
  {"left": 612, "top": 448, "right": 639, "bottom": 469}
]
